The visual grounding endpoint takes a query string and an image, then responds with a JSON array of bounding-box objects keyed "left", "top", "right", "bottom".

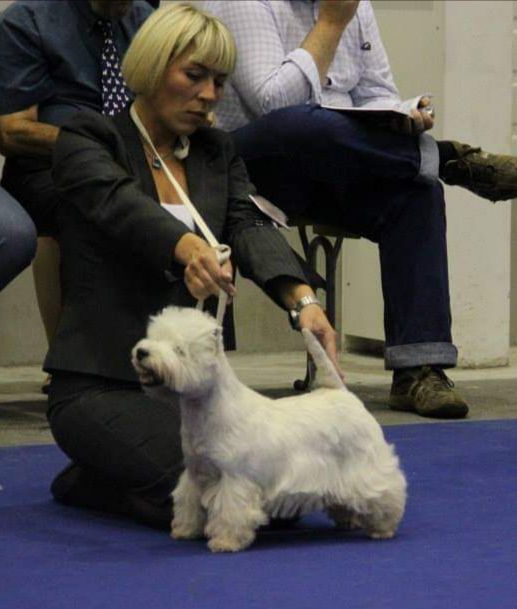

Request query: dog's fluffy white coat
[{"left": 132, "top": 307, "right": 407, "bottom": 552}]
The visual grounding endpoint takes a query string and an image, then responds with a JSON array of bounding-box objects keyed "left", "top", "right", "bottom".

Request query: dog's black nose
[{"left": 136, "top": 348, "right": 149, "bottom": 361}]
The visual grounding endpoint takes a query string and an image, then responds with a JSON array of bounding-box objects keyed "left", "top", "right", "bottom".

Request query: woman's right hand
[{"left": 174, "top": 233, "right": 236, "bottom": 301}]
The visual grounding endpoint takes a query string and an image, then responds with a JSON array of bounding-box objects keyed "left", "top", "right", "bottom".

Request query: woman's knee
[{"left": 47, "top": 385, "right": 182, "bottom": 494}]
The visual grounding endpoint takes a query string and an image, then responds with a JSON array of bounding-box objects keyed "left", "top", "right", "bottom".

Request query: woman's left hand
[
  {"left": 299, "top": 304, "right": 345, "bottom": 381},
  {"left": 276, "top": 280, "right": 344, "bottom": 379}
]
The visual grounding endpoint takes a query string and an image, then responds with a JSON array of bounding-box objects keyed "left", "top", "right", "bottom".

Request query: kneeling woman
[{"left": 46, "top": 3, "right": 338, "bottom": 529}]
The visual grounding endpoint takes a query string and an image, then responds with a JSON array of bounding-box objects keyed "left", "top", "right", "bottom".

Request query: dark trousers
[
  {"left": 233, "top": 104, "right": 457, "bottom": 370},
  {"left": 0, "top": 186, "right": 37, "bottom": 290},
  {"left": 47, "top": 372, "right": 183, "bottom": 525},
  {"left": 2, "top": 156, "right": 58, "bottom": 236}
]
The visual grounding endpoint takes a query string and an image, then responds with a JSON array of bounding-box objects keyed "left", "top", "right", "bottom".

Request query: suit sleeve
[
  {"left": 220, "top": 133, "right": 309, "bottom": 306},
  {"left": 52, "top": 111, "right": 191, "bottom": 279}
]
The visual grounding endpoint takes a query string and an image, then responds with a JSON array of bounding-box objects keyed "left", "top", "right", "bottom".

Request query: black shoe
[
  {"left": 126, "top": 494, "right": 172, "bottom": 530},
  {"left": 51, "top": 463, "right": 173, "bottom": 530},
  {"left": 50, "top": 463, "right": 130, "bottom": 515}
]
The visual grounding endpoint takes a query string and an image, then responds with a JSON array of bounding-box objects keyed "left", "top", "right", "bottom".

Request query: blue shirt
[{"left": 0, "top": 0, "right": 152, "bottom": 125}]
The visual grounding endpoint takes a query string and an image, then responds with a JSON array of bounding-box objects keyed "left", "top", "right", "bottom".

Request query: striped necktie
[{"left": 97, "top": 19, "right": 131, "bottom": 116}]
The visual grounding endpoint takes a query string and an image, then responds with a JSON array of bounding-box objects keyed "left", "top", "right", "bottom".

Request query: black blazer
[{"left": 44, "top": 109, "right": 307, "bottom": 381}]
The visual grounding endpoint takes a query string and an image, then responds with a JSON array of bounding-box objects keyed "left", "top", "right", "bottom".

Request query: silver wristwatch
[{"left": 288, "top": 295, "right": 322, "bottom": 331}]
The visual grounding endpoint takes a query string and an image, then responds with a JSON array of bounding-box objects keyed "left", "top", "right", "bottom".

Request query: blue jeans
[
  {"left": 233, "top": 104, "right": 456, "bottom": 370},
  {"left": 0, "top": 185, "right": 37, "bottom": 290}
]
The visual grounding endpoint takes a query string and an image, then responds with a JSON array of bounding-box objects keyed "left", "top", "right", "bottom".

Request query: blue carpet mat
[{"left": 1, "top": 420, "right": 516, "bottom": 609}]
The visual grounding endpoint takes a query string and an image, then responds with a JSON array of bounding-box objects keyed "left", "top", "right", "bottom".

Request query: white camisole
[{"left": 161, "top": 203, "right": 195, "bottom": 231}]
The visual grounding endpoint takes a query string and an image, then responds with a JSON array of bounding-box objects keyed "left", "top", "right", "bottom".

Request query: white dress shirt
[{"left": 202, "top": 0, "right": 401, "bottom": 131}]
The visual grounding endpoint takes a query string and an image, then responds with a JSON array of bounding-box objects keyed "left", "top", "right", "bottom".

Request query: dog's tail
[{"left": 301, "top": 328, "right": 345, "bottom": 389}]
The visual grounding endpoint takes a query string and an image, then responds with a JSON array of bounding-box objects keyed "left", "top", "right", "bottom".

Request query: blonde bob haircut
[{"left": 122, "top": 2, "right": 236, "bottom": 98}]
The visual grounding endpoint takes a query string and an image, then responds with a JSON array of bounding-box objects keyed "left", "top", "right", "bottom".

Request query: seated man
[
  {"left": 0, "top": 0, "right": 154, "bottom": 391},
  {"left": 202, "top": 0, "right": 517, "bottom": 419}
]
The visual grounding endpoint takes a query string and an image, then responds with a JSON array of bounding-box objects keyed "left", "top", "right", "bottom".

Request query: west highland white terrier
[{"left": 132, "top": 307, "right": 407, "bottom": 552}]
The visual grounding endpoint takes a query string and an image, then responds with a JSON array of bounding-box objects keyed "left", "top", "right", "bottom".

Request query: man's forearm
[
  {"left": 0, "top": 119, "right": 59, "bottom": 157},
  {"left": 301, "top": 0, "right": 360, "bottom": 85},
  {"left": 301, "top": 20, "right": 347, "bottom": 85}
]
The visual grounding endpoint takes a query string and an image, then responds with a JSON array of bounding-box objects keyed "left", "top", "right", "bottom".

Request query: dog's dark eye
[{"left": 174, "top": 346, "right": 185, "bottom": 356}]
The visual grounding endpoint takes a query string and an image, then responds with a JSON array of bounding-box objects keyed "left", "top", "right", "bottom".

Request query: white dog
[{"left": 132, "top": 307, "right": 407, "bottom": 553}]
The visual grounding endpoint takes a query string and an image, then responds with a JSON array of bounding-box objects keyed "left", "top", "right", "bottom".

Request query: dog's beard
[
  {"left": 139, "top": 368, "right": 163, "bottom": 387},
  {"left": 137, "top": 359, "right": 177, "bottom": 389},
  {"left": 133, "top": 356, "right": 183, "bottom": 403},
  {"left": 133, "top": 352, "right": 214, "bottom": 398}
]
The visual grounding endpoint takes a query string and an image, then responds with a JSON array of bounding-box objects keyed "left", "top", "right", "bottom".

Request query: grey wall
[{"left": 509, "top": 0, "right": 517, "bottom": 345}]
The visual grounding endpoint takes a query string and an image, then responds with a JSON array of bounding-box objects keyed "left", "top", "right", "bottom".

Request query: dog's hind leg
[
  {"left": 203, "top": 475, "right": 268, "bottom": 552},
  {"left": 171, "top": 470, "right": 206, "bottom": 540},
  {"left": 326, "top": 504, "right": 362, "bottom": 531},
  {"left": 360, "top": 493, "right": 405, "bottom": 540}
]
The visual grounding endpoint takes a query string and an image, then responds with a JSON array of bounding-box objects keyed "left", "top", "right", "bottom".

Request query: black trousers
[{"left": 47, "top": 371, "right": 184, "bottom": 525}]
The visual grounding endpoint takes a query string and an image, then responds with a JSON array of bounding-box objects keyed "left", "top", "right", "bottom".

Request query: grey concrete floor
[{"left": 2, "top": 348, "right": 517, "bottom": 448}]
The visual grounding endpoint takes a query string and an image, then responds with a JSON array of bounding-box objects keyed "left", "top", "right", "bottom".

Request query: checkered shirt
[{"left": 201, "top": 0, "right": 401, "bottom": 131}]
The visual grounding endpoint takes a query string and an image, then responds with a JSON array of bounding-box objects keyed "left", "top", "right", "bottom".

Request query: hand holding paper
[
  {"left": 322, "top": 94, "right": 435, "bottom": 135},
  {"left": 405, "top": 96, "right": 435, "bottom": 134},
  {"left": 389, "top": 95, "right": 435, "bottom": 135}
]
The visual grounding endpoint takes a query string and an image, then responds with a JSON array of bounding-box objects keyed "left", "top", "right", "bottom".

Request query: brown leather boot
[
  {"left": 441, "top": 141, "right": 517, "bottom": 202},
  {"left": 389, "top": 366, "right": 469, "bottom": 419}
]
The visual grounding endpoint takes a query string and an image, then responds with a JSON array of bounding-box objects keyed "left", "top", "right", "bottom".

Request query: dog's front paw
[
  {"left": 171, "top": 520, "right": 205, "bottom": 540},
  {"left": 208, "top": 530, "right": 255, "bottom": 552},
  {"left": 207, "top": 535, "right": 249, "bottom": 553},
  {"left": 368, "top": 529, "right": 396, "bottom": 540}
]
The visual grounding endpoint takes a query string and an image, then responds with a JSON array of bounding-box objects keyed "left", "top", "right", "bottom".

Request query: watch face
[{"left": 289, "top": 309, "right": 301, "bottom": 331}]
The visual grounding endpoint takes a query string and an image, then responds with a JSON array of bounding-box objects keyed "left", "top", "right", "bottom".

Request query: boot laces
[
  {"left": 411, "top": 366, "right": 454, "bottom": 400},
  {"left": 456, "top": 159, "right": 496, "bottom": 183}
]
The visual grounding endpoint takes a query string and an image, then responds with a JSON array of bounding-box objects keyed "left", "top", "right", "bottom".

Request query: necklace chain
[{"left": 143, "top": 142, "right": 174, "bottom": 169}]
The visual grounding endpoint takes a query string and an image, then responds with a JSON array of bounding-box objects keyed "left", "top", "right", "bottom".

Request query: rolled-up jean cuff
[
  {"left": 385, "top": 342, "right": 458, "bottom": 370},
  {"left": 416, "top": 133, "right": 439, "bottom": 184}
]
